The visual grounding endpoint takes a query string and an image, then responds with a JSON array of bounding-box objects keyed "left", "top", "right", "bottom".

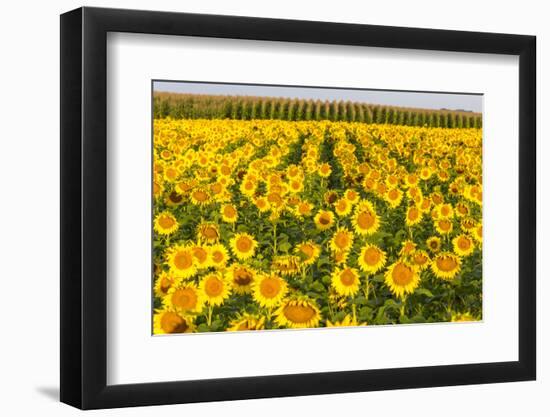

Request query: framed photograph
[{"left": 60, "top": 6, "right": 536, "bottom": 410}]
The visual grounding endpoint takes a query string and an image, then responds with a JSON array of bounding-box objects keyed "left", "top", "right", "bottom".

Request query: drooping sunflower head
[
  {"left": 384, "top": 260, "right": 420, "bottom": 299},
  {"left": 331, "top": 266, "right": 361, "bottom": 297},
  {"left": 230, "top": 232, "right": 258, "bottom": 260},
  {"left": 431, "top": 252, "right": 462, "bottom": 280},
  {"left": 228, "top": 313, "right": 266, "bottom": 331},
  {"left": 275, "top": 296, "right": 321, "bottom": 329},
  {"left": 271, "top": 256, "right": 301, "bottom": 276},
  {"left": 200, "top": 273, "right": 231, "bottom": 306},
  {"left": 330, "top": 227, "right": 354, "bottom": 252},
  {"left": 314, "top": 210, "right": 335, "bottom": 230},
  {"left": 153, "top": 308, "right": 194, "bottom": 335},
  {"left": 196, "top": 222, "right": 220, "bottom": 243},
  {"left": 358, "top": 244, "right": 387, "bottom": 274},
  {"left": 411, "top": 250, "right": 431, "bottom": 271},
  {"left": 252, "top": 274, "right": 288, "bottom": 308},
  {"left": 295, "top": 241, "right": 321, "bottom": 266}
]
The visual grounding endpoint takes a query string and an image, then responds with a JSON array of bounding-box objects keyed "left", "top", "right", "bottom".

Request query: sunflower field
[{"left": 152, "top": 118, "right": 482, "bottom": 334}]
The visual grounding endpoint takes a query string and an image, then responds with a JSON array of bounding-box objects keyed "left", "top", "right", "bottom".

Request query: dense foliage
[{"left": 153, "top": 93, "right": 482, "bottom": 128}]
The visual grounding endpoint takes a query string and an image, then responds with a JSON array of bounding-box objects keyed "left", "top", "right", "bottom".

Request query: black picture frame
[{"left": 60, "top": 6, "right": 536, "bottom": 410}]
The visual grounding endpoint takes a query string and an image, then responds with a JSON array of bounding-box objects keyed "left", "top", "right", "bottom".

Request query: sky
[{"left": 153, "top": 81, "right": 483, "bottom": 113}]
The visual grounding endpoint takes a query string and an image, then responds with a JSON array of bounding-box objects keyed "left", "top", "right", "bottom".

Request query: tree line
[{"left": 153, "top": 92, "right": 482, "bottom": 128}]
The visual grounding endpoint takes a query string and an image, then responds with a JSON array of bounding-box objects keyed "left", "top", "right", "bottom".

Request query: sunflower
[
  {"left": 358, "top": 244, "right": 387, "bottom": 273},
  {"left": 352, "top": 205, "right": 380, "bottom": 236},
  {"left": 165, "top": 190, "right": 185, "bottom": 207},
  {"left": 434, "top": 218, "right": 453, "bottom": 235},
  {"left": 209, "top": 243, "right": 229, "bottom": 268},
  {"left": 451, "top": 312, "right": 478, "bottom": 322},
  {"left": 289, "top": 179, "right": 304, "bottom": 193},
  {"left": 230, "top": 232, "right": 258, "bottom": 260},
  {"left": 326, "top": 315, "right": 367, "bottom": 327},
  {"left": 426, "top": 236, "right": 441, "bottom": 253},
  {"left": 385, "top": 188, "right": 403, "bottom": 208},
  {"left": 331, "top": 266, "right": 361, "bottom": 297},
  {"left": 228, "top": 313, "right": 266, "bottom": 331},
  {"left": 405, "top": 206, "right": 422, "bottom": 227},
  {"left": 400, "top": 240, "right": 417, "bottom": 256},
  {"left": 154, "top": 271, "right": 179, "bottom": 298},
  {"left": 220, "top": 204, "right": 238, "bottom": 223},
  {"left": 275, "top": 296, "right": 321, "bottom": 328},
  {"left": 460, "top": 217, "right": 477, "bottom": 233},
  {"left": 225, "top": 263, "right": 256, "bottom": 294},
  {"left": 167, "top": 245, "right": 197, "bottom": 278},
  {"left": 411, "top": 250, "right": 430, "bottom": 271},
  {"left": 196, "top": 222, "right": 220, "bottom": 243},
  {"left": 330, "top": 228, "right": 354, "bottom": 252},
  {"left": 333, "top": 249, "right": 349, "bottom": 265},
  {"left": 154, "top": 211, "right": 179, "bottom": 235},
  {"left": 314, "top": 210, "right": 335, "bottom": 230},
  {"left": 295, "top": 201, "right": 313, "bottom": 217},
  {"left": 200, "top": 273, "right": 231, "bottom": 306},
  {"left": 252, "top": 274, "right": 288, "bottom": 308},
  {"left": 318, "top": 162, "right": 332, "bottom": 178},
  {"left": 239, "top": 178, "right": 257, "bottom": 197},
  {"left": 437, "top": 203, "right": 454, "bottom": 219},
  {"left": 453, "top": 234, "right": 475, "bottom": 257},
  {"left": 153, "top": 308, "right": 194, "bottom": 334},
  {"left": 295, "top": 241, "right": 321, "bottom": 266},
  {"left": 455, "top": 202, "right": 470, "bottom": 217},
  {"left": 334, "top": 198, "right": 352, "bottom": 217},
  {"left": 472, "top": 224, "right": 483, "bottom": 244},
  {"left": 384, "top": 261, "right": 420, "bottom": 299},
  {"left": 191, "top": 245, "right": 210, "bottom": 269},
  {"left": 253, "top": 196, "right": 270, "bottom": 213},
  {"left": 164, "top": 283, "right": 204, "bottom": 313},
  {"left": 431, "top": 252, "right": 461, "bottom": 280},
  {"left": 272, "top": 256, "right": 301, "bottom": 276},
  {"left": 344, "top": 189, "right": 360, "bottom": 204},
  {"left": 190, "top": 187, "right": 211, "bottom": 206}
]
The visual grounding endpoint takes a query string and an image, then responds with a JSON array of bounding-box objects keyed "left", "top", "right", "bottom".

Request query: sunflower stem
[
  {"left": 207, "top": 305, "right": 213, "bottom": 327},
  {"left": 272, "top": 222, "right": 278, "bottom": 255},
  {"left": 399, "top": 295, "right": 408, "bottom": 322}
]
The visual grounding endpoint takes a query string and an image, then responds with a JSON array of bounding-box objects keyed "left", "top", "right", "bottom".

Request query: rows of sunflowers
[{"left": 152, "top": 118, "right": 482, "bottom": 334}]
